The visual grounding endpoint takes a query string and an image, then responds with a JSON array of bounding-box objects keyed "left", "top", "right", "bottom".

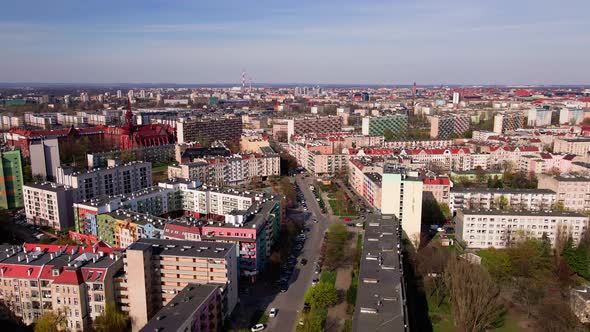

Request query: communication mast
[{"left": 241, "top": 69, "right": 246, "bottom": 91}]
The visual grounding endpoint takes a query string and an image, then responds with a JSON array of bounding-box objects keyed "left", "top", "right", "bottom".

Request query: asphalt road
[{"left": 264, "top": 174, "right": 335, "bottom": 331}]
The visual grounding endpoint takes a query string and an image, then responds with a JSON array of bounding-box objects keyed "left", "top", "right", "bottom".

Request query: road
[{"left": 264, "top": 174, "right": 335, "bottom": 331}]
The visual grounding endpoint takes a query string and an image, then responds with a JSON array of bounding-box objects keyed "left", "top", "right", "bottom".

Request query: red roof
[
  {"left": 423, "top": 177, "right": 451, "bottom": 185},
  {"left": 53, "top": 269, "right": 84, "bottom": 285}
]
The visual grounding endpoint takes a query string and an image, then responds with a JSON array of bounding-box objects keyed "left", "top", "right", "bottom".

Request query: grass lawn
[
  {"left": 328, "top": 199, "right": 358, "bottom": 217},
  {"left": 320, "top": 271, "right": 337, "bottom": 286}
]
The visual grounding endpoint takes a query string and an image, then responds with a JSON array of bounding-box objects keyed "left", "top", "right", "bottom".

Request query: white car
[
  {"left": 251, "top": 323, "right": 265, "bottom": 332},
  {"left": 269, "top": 308, "right": 278, "bottom": 318}
]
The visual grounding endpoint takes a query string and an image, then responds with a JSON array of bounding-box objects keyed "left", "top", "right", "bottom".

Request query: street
[{"left": 264, "top": 174, "right": 335, "bottom": 331}]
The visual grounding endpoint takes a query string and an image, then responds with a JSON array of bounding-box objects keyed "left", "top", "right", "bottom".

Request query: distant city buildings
[{"left": 0, "top": 149, "right": 24, "bottom": 209}]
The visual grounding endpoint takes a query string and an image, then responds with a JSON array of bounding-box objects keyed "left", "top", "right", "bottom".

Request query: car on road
[
  {"left": 269, "top": 308, "right": 278, "bottom": 318},
  {"left": 300, "top": 258, "right": 308, "bottom": 265},
  {"left": 314, "top": 266, "right": 321, "bottom": 274},
  {"left": 280, "top": 285, "right": 288, "bottom": 293},
  {"left": 303, "top": 303, "right": 311, "bottom": 312},
  {"left": 251, "top": 323, "right": 266, "bottom": 331},
  {"left": 356, "top": 222, "right": 364, "bottom": 227},
  {"left": 312, "top": 278, "right": 319, "bottom": 285}
]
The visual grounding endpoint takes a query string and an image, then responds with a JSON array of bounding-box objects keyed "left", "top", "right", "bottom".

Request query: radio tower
[{"left": 241, "top": 69, "right": 246, "bottom": 92}]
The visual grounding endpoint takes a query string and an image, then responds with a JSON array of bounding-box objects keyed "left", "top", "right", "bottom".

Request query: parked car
[
  {"left": 300, "top": 258, "right": 308, "bottom": 265},
  {"left": 269, "top": 308, "right": 278, "bottom": 318},
  {"left": 312, "top": 278, "right": 319, "bottom": 285},
  {"left": 251, "top": 323, "right": 266, "bottom": 332}
]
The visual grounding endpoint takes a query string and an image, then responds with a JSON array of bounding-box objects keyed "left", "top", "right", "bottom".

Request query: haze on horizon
[{"left": 1, "top": 0, "right": 589, "bottom": 85}]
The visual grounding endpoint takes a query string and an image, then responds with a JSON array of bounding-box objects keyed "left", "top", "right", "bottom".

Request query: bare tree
[{"left": 443, "top": 257, "right": 505, "bottom": 332}]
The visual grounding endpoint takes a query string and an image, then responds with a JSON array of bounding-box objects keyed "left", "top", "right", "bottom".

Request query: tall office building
[
  {"left": 30, "top": 138, "right": 61, "bottom": 181},
  {"left": 430, "top": 114, "right": 471, "bottom": 139},
  {"left": 361, "top": 114, "right": 408, "bottom": 138},
  {"left": 117, "top": 90, "right": 122, "bottom": 98},
  {"left": 0, "top": 149, "right": 24, "bottom": 209},
  {"left": 128, "top": 90, "right": 134, "bottom": 100},
  {"left": 139, "top": 90, "right": 146, "bottom": 98}
]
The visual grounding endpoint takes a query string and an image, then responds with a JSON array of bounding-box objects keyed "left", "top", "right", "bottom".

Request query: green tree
[
  {"left": 551, "top": 201, "right": 566, "bottom": 212},
  {"left": 474, "top": 166, "right": 487, "bottom": 183},
  {"left": 34, "top": 311, "right": 66, "bottom": 332},
  {"left": 438, "top": 203, "right": 452, "bottom": 221},
  {"left": 478, "top": 248, "right": 513, "bottom": 283},
  {"left": 93, "top": 302, "right": 129, "bottom": 332},
  {"left": 382, "top": 128, "right": 395, "bottom": 141},
  {"left": 299, "top": 308, "right": 327, "bottom": 332},
  {"left": 304, "top": 282, "right": 337, "bottom": 309},
  {"left": 495, "top": 195, "right": 509, "bottom": 210}
]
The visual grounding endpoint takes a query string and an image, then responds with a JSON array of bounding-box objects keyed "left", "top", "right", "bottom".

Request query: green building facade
[
  {"left": 0, "top": 150, "right": 24, "bottom": 209},
  {"left": 362, "top": 114, "right": 408, "bottom": 139}
]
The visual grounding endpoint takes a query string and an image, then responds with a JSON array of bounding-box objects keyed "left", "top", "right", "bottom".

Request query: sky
[{"left": 1, "top": 0, "right": 589, "bottom": 85}]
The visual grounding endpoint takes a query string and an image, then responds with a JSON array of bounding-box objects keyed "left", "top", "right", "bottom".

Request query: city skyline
[{"left": 1, "top": 0, "right": 589, "bottom": 85}]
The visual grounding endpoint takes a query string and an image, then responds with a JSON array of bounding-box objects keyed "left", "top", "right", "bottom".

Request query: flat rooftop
[
  {"left": 353, "top": 214, "right": 408, "bottom": 332},
  {"left": 460, "top": 209, "right": 587, "bottom": 217},
  {"left": 127, "top": 238, "right": 235, "bottom": 259},
  {"left": 139, "top": 283, "right": 220, "bottom": 332},
  {"left": 451, "top": 188, "right": 556, "bottom": 195}
]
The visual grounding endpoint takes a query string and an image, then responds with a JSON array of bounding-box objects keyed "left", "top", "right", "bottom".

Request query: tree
[
  {"left": 382, "top": 128, "right": 395, "bottom": 141},
  {"left": 304, "top": 282, "right": 337, "bottom": 310},
  {"left": 551, "top": 201, "right": 566, "bottom": 212},
  {"left": 474, "top": 166, "right": 486, "bottom": 183},
  {"left": 513, "top": 278, "right": 544, "bottom": 318},
  {"left": 478, "top": 248, "right": 512, "bottom": 283},
  {"left": 34, "top": 311, "right": 66, "bottom": 332},
  {"left": 94, "top": 302, "right": 129, "bottom": 332},
  {"left": 443, "top": 257, "right": 505, "bottom": 332},
  {"left": 536, "top": 297, "right": 582, "bottom": 332},
  {"left": 300, "top": 308, "right": 327, "bottom": 332},
  {"left": 438, "top": 203, "right": 452, "bottom": 221},
  {"left": 495, "top": 195, "right": 509, "bottom": 210}
]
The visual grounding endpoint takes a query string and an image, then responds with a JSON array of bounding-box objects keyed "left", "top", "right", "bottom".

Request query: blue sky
[{"left": 1, "top": 0, "right": 589, "bottom": 84}]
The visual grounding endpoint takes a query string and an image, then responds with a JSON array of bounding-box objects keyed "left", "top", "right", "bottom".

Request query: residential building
[
  {"left": 493, "top": 112, "right": 525, "bottom": 134},
  {"left": 361, "top": 114, "right": 408, "bottom": 138},
  {"left": 527, "top": 108, "right": 552, "bottom": 127},
  {"left": 121, "top": 239, "right": 238, "bottom": 331},
  {"left": 285, "top": 116, "right": 342, "bottom": 140},
  {"left": 23, "top": 183, "right": 75, "bottom": 230},
  {"left": 455, "top": 209, "right": 589, "bottom": 249},
  {"left": 29, "top": 138, "right": 61, "bottom": 181},
  {"left": 538, "top": 174, "right": 590, "bottom": 211},
  {"left": 55, "top": 160, "right": 152, "bottom": 202},
  {"left": 381, "top": 165, "right": 423, "bottom": 245},
  {"left": 560, "top": 108, "right": 585, "bottom": 125},
  {"left": 0, "top": 114, "right": 23, "bottom": 129},
  {"left": 139, "top": 284, "right": 222, "bottom": 332},
  {"left": 554, "top": 138, "right": 590, "bottom": 156},
  {"left": 449, "top": 188, "right": 556, "bottom": 213},
  {"left": 0, "top": 243, "right": 123, "bottom": 331},
  {"left": 176, "top": 117, "right": 243, "bottom": 145},
  {"left": 0, "top": 149, "right": 24, "bottom": 209},
  {"left": 353, "top": 214, "right": 408, "bottom": 332},
  {"left": 430, "top": 114, "right": 470, "bottom": 139},
  {"left": 422, "top": 176, "right": 451, "bottom": 204}
]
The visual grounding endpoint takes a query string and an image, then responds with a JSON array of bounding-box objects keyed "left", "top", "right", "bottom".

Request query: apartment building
[
  {"left": 168, "top": 151, "right": 280, "bottom": 185},
  {"left": 30, "top": 138, "right": 61, "bottom": 181},
  {"left": 0, "top": 114, "right": 23, "bottom": 130},
  {"left": 121, "top": 239, "right": 238, "bottom": 331},
  {"left": 240, "top": 134, "right": 270, "bottom": 152},
  {"left": 290, "top": 142, "right": 347, "bottom": 176},
  {"left": 0, "top": 243, "right": 123, "bottom": 331},
  {"left": 361, "top": 114, "right": 408, "bottom": 138},
  {"left": 429, "top": 114, "right": 470, "bottom": 139},
  {"left": 176, "top": 117, "right": 243, "bottom": 145},
  {"left": 449, "top": 188, "right": 556, "bottom": 213},
  {"left": 493, "top": 112, "right": 525, "bottom": 134},
  {"left": 554, "top": 138, "right": 590, "bottom": 156},
  {"left": 0, "top": 149, "right": 24, "bottom": 209},
  {"left": 527, "top": 108, "right": 552, "bottom": 127},
  {"left": 23, "top": 183, "right": 75, "bottom": 230},
  {"left": 55, "top": 160, "right": 152, "bottom": 202},
  {"left": 24, "top": 113, "right": 58, "bottom": 129},
  {"left": 538, "top": 174, "right": 590, "bottom": 211},
  {"left": 139, "top": 284, "right": 222, "bottom": 332},
  {"left": 422, "top": 176, "right": 451, "bottom": 204},
  {"left": 56, "top": 113, "right": 88, "bottom": 126},
  {"left": 559, "top": 108, "right": 585, "bottom": 125},
  {"left": 163, "top": 194, "right": 281, "bottom": 282},
  {"left": 455, "top": 209, "right": 589, "bottom": 249},
  {"left": 382, "top": 139, "right": 453, "bottom": 149},
  {"left": 400, "top": 147, "right": 473, "bottom": 171},
  {"left": 286, "top": 115, "right": 342, "bottom": 140}
]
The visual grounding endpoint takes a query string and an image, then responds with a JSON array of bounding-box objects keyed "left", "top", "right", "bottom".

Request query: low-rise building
[
  {"left": 554, "top": 138, "right": 590, "bottom": 156},
  {"left": 449, "top": 188, "right": 556, "bottom": 213},
  {"left": 455, "top": 209, "right": 589, "bottom": 249},
  {"left": 538, "top": 174, "right": 590, "bottom": 211},
  {"left": 0, "top": 243, "right": 123, "bottom": 331},
  {"left": 139, "top": 284, "right": 222, "bottom": 332}
]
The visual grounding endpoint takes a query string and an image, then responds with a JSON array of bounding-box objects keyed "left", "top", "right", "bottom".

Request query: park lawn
[
  {"left": 320, "top": 271, "right": 337, "bottom": 286},
  {"left": 328, "top": 199, "right": 358, "bottom": 217}
]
